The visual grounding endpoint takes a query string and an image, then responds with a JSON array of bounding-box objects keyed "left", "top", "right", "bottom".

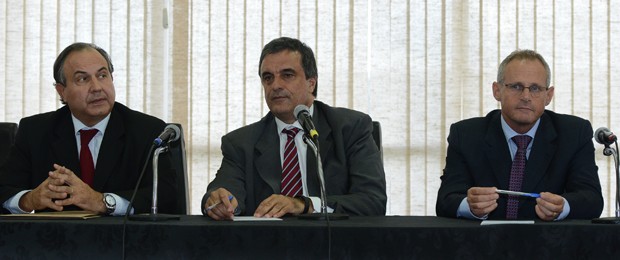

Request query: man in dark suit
[
  {"left": 436, "top": 49, "right": 603, "bottom": 221},
  {"left": 202, "top": 37, "right": 386, "bottom": 220},
  {"left": 0, "top": 42, "right": 175, "bottom": 215}
]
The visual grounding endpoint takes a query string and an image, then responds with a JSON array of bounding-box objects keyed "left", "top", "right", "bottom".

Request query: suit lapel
[
  {"left": 484, "top": 112, "right": 513, "bottom": 188},
  {"left": 92, "top": 107, "right": 125, "bottom": 191},
  {"left": 52, "top": 108, "right": 80, "bottom": 175},
  {"left": 522, "top": 113, "right": 557, "bottom": 192},
  {"left": 254, "top": 115, "right": 282, "bottom": 194}
]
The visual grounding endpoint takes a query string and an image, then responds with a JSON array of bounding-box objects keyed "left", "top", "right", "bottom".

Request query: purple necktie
[
  {"left": 281, "top": 128, "right": 303, "bottom": 197},
  {"left": 506, "top": 135, "right": 532, "bottom": 219}
]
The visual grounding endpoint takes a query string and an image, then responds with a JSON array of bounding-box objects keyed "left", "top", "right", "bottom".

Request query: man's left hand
[
  {"left": 535, "top": 192, "right": 564, "bottom": 221},
  {"left": 254, "top": 194, "right": 307, "bottom": 218}
]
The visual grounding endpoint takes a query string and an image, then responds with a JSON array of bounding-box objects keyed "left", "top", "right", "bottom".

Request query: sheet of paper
[
  {"left": 232, "top": 216, "right": 283, "bottom": 221},
  {"left": 480, "top": 220, "right": 535, "bottom": 225},
  {"left": 0, "top": 210, "right": 100, "bottom": 220}
]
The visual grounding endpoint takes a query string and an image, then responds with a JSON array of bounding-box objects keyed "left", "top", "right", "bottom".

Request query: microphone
[
  {"left": 294, "top": 105, "right": 318, "bottom": 142},
  {"left": 154, "top": 124, "right": 181, "bottom": 147},
  {"left": 595, "top": 127, "right": 617, "bottom": 145},
  {"left": 592, "top": 127, "right": 620, "bottom": 224}
]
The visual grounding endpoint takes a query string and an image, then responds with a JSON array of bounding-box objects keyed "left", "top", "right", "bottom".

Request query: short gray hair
[{"left": 497, "top": 49, "right": 551, "bottom": 87}]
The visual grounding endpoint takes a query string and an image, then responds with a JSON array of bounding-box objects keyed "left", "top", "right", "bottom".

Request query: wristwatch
[
  {"left": 295, "top": 196, "right": 311, "bottom": 214},
  {"left": 103, "top": 193, "right": 116, "bottom": 215}
]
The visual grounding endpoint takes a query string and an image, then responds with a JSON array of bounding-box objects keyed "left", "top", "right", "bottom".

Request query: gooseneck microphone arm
[
  {"left": 151, "top": 146, "right": 168, "bottom": 214},
  {"left": 303, "top": 135, "right": 327, "bottom": 215},
  {"left": 607, "top": 143, "right": 620, "bottom": 218}
]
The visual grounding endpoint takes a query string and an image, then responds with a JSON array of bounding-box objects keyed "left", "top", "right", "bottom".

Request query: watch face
[{"left": 105, "top": 194, "right": 116, "bottom": 206}]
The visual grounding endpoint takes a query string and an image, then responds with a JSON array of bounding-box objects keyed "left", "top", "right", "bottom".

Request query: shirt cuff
[
  {"left": 107, "top": 193, "right": 134, "bottom": 216},
  {"left": 2, "top": 190, "right": 34, "bottom": 214},
  {"left": 457, "top": 197, "right": 488, "bottom": 220},
  {"left": 309, "top": 196, "right": 334, "bottom": 213},
  {"left": 554, "top": 198, "right": 570, "bottom": 221}
]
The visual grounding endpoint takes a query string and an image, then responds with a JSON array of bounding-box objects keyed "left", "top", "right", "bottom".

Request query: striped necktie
[{"left": 281, "top": 128, "right": 302, "bottom": 197}]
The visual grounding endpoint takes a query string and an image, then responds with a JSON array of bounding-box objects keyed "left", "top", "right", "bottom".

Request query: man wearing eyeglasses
[{"left": 436, "top": 49, "right": 603, "bottom": 221}]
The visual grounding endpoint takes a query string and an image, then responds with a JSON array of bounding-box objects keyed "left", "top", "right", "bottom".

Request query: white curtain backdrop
[{"left": 1, "top": 0, "right": 618, "bottom": 216}]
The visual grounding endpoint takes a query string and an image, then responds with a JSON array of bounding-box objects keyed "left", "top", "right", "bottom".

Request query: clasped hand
[
  {"left": 19, "top": 164, "right": 105, "bottom": 213},
  {"left": 467, "top": 187, "right": 564, "bottom": 221}
]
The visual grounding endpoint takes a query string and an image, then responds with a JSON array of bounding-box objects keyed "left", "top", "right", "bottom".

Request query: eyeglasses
[{"left": 503, "top": 83, "right": 548, "bottom": 98}]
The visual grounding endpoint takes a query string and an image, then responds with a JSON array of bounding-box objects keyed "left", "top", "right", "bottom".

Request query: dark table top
[{"left": 1, "top": 215, "right": 619, "bottom": 259}]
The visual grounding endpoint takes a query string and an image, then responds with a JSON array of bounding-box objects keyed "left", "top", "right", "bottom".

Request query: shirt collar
[
  {"left": 500, "top": 114, "right": 540, "bottom": 142},
  {"left": 72, "top": 113, "right": 111, "bottom": 135}
]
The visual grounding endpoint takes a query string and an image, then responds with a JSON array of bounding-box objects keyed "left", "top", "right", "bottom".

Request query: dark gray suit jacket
[
  {"left": 436, "top": 109, "right": 603, "bottom": 219},
  {"left": 203, "top": 101, "right": 387, "bottom": 216},
  {"left": 0, "top": 103, "right": 176, "bottom": 214}
]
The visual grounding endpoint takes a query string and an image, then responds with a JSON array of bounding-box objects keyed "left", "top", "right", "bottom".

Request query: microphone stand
[
  {"left": 592, "top": 141, "right": 620, "bottom": 224},
  {"left": 129, "top": 145, "right": 180, "bottom": 221},
  {"left": 298, "top": 135, "right": 348, "bottom": 220}
]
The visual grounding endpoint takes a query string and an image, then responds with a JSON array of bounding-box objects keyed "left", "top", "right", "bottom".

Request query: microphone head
[
  {"left": 595, "top": 127, "right": 613, "bottom": 145},
  {"left": 164, "top": 124, "right": 181, "bottom": 142},
  {"left": 294, "top": 104, "right": 310, "bottom": 120}
]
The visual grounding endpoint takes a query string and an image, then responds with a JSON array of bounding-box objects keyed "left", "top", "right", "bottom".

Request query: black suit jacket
[
  {"left": 202, "top": 101, "right": 387, "bottom": 216},
  {"left": 436, "top": 110, "right": 603, "bottom": 220},
  {"left": 0, "top": 102, "right": 176, "bottom": 214}
]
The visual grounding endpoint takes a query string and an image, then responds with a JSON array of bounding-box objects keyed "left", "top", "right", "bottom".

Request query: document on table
[
  {"left": 232, "top": 216, "right": 283, "bottom": 221},
  {"left": 0, "top": 210, "right": 100, "bottom": 220},
  {"left": 480, "top": 220, "right": 535, "bottom": 225}
]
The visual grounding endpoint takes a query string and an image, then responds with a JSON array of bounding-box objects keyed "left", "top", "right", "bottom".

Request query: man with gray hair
[{"left": 436, "top": 49, "right": 603, "bottom": 221}]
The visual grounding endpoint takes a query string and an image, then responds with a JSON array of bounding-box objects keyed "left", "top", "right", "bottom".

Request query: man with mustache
[
  {"left": 202, "top": 37, "right": 387, "bottom": 220},
  {"left": 0, "top": 42, "right": 176, "bottom": 215},
  {"left": 436, "top": 49, "right": 603, "bottom": 221}
]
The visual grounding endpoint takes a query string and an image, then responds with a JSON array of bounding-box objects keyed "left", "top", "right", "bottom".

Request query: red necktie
[
  {"left": 79, "top": 129, "right": 98, "bottom": 187},
  {"left": 281, "top": 128, "right": 302, "bottom": 197},
  {"left": 506, "top": 135, "right": 532, "bottom": 219}
]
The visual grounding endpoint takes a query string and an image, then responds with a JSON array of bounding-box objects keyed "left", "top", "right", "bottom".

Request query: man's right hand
[
  {"left": 204, "top": 188, "right": 237, "bottom": 221},
  {"left": 466, "top": 187, "right": 499, "bottom": 218},
  {"left": 19, "top": 168, "right": 70, "bottom": 212}
]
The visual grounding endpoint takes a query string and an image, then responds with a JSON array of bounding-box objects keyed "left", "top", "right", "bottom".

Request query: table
[{"left": 1, "top": 215, "right": 619, "bottom": 259}]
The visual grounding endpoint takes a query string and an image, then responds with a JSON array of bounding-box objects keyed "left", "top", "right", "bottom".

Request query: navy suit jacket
[
  {"left": 436, "top": 110, "right": 603, "bottom": 220},
  {"left": 203, "top": 101, "right": 387, "bottom": 216},
  {"left": 0, "top": 103, "right": 176, "bottom": 214}
]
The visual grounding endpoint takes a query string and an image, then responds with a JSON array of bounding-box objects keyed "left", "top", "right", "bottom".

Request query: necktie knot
[
  {"left": 80, "top": 129, "right": 98, "bottom": 144},
  {"left": 282, "top": 128, "right": 300, "bottom": 139},
  {"left": 512, "top": 135, "right": 532, "bottom": 150}
]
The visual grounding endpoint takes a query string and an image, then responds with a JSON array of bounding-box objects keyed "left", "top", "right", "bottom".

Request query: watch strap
[{"left": 295, "top": 196, "right": 310, "bottom": 214}]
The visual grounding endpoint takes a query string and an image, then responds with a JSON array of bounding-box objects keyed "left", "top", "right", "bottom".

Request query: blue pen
[
  {"left": 496, "top": 189, "right": 541, "bottom": 198},
  {"left": 206, "top": 195, "right": 234, "bottom": 211}
]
